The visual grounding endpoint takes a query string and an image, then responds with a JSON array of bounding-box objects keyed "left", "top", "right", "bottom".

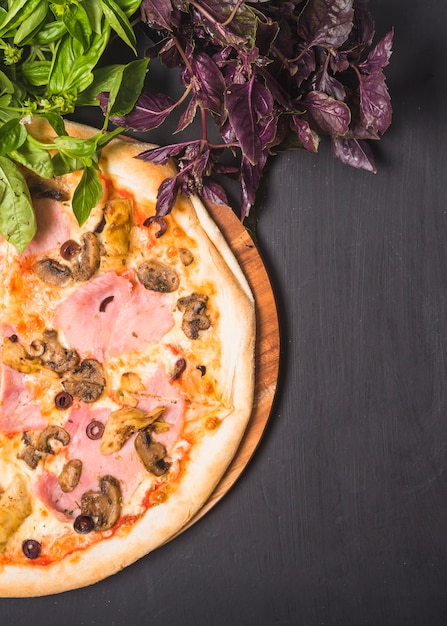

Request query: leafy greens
[
  {"left": 0, "top": 0, "right": 145, "bottom": 251},
  {"left": 105, "top": 0, "right": 393, "bottom": 219}
]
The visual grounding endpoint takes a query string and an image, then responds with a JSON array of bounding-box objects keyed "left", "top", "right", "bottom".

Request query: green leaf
[
  {"left": 10, "top": 137, "right": 54, "bottom": 178},
  {"left": 52, "top": 134, "right": 100, "bottom": 159},
  {"left": 109, "top": 58, "right": 149, "bottom": 116},
  {"left": 0, "top": 118, "right": 27, "bottom": 155},
  {"left": 37, "top": 111, "right": 66, "bottom": 136},
  {"left": 84, "top": 0, "right": 103, "bottom": 34},
  {"left": 76, "top": 63, "right": 127, "bottom": 106},
  {"left": 63, "top": 3, "right": 92, "bottom": 50},
  {"left": 0, "top": 155, "right": 36, "bottom": 253},
  {"left": 20, "top": 60, "right": 51, "bottom": 86},
  {"left": 72, "top": 165, "right": 102, "bottom": 225},
  {"left": 100, "top": 0, "right": 136, "bottom": 53},
  {"left": 13, "top": 0, "right": 49, "bottom": 45}
]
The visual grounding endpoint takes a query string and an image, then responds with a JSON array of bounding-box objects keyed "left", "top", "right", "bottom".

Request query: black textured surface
[{"left": 4, "top": 1, "right": 447, "bottom": 624}]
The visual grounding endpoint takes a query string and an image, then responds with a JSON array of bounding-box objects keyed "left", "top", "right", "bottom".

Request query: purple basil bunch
[{"left": 106, "top": 0, "right": 393, "bottom": 218}]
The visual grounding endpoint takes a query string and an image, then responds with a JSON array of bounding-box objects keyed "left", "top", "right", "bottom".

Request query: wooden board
[{"left": 178, "top": 203, "right": 281, "bottom": 533}]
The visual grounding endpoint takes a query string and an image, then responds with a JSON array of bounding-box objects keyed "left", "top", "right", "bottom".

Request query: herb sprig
[
  {"left": 0, "top": 0, "right": 147, "bottom": 251},
  {"left": 104, "top": 0, "right": 393, "bottom": 219}
]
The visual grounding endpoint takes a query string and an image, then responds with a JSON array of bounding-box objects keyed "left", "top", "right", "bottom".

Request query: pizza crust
[{"left": 0, "top": 120, "right": 255, "bottom": 596}]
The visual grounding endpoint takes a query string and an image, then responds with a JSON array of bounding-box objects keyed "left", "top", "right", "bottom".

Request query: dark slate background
[{"left": 4, "top": 1, "right": 447, "bottom": 624}]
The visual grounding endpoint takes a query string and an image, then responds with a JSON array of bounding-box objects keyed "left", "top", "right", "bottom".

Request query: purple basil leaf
[
  {"left": 357, "top": 71, "right": 392, "bottom": 133},
  {"left": 292, "top": 45, "right": 316, "bottom": 86},
  {"left": 175, "top": 96, "right": 198, "bottom": 133},
  {"left": 298, "top": 0, "right": 355, "bottom": 49},
  {"left": 359, "top": 30, "right": 394, "bottom": 74},
  {"left": 240, "top": 153, "right": 267, "bottom": 219},
  {"left": 290, "top": 116, "right": 320, "bottom": 153},
  {"left": 303, "top": 91, "right": 351, "bottom": 136},
  {"left": 195, "top": 0, "right": 257, "bottom": 46},
  {"left": 201, "top": 180, "right": 230, "bottom": 208},
  {"left": 226, "top": 77, "right": 274, "bottom": 164},
  {"left": 137, "top": 143, "right": 189, "bottom": 165},
  {"left": 255, "top": 18, "right": 280, "bottom": 56},
  {"left": 110, "top": 92, "right": 175, "bottom": 131},
  {"left": 332, "top": 136, "right": 377, "bottom": 172},
  {"left": 156, "top": 175, "right": 180, "bottom": 217},
  {"left": 190, "top": 52, "right": 226, "bottom": 114},
  {"left": 140, "top": 0, "right": 173, "bottom": 31},
  {"left": 315, "top": 62, "right": 347, "bottom": 100}
]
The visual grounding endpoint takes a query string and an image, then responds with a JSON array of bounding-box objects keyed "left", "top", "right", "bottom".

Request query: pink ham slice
[
  {"left": 34, "top": 405, "right": 145, "bottom": 521},
  {"left": 136, "top": 366, "right": 185, "bottom": 452},
  {"left": 54, "top": 272, "right": 175, "bottom": 360},
  {"left": 23, "top": 197, "right": 71, "bottom": 256},
  {"left": 0, "top": 365, "right": 47, "bottom": 434}
]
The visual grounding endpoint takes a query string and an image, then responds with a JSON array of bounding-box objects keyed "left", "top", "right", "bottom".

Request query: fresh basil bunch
[{"left": 0, "top": 0, "right": 147, "bottom": 251}]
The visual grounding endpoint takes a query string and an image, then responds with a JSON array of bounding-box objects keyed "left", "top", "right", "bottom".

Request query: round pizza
[{"left": 0, "top": 120, "right": 255, "bottom": 596}]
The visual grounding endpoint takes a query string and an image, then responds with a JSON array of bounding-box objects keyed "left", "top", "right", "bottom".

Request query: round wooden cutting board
[{"left": 178, "top": 203, "right": 281, "bottom": 533}]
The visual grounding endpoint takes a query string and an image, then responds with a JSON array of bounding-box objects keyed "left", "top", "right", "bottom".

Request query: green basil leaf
[
  {"left": 52, "top": 134, "right": 100, "bottom": 159},
  {"left": 84, "top": 0, "right": 103, "bottom": 34},
  {"left": 109, "top": 58, "right": 149, "bottom": 116},
  {"left": 0, "top": 118, "right": 27, "bottom": 155},
  {"left": 76, "top": 63, "right": 125, "bottom": 106},
  {"left": 63, "top": 3, "right": 92, "bottom": 50},
  {"left": 100, "top": 0, "right": 136, "bottom": 53},
  {"left": 20, "top": 60, "right": 51, "bottom": 86},
  {"left": 0, "top": 0, "right": 43, "bottom": 38},
  {"left": 37, "top": 111, "right": 66, "bottom": 136},
  {"left": 13, "top": 0, "right": 49, "bottom": 45},
  {"left": 32, "top": 18, "right": 67, "bottom": 44},
  {"left": 72, "top": 165, "right": 102, "bottom": 225},
  {"left": 115, "top": 0, "right": 142, "bottom": 16},
  {"left": 0, "top": 155, "right": 36, "bottom": 253},
  {"left": 10, "top": 137, "right": 54, "bottom": 179}
]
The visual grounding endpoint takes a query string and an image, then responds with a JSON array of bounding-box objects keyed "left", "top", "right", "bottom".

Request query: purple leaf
[
  {"left": 359, "top": 30, "right": 394, "bottom": 74},
  {"left": 141, "top": 0, "right": 173, "bottom": 31},
  {"left": 303, "top": 91, "right": 351, "bottom": 136},
  {"left": 315, "top": 60, "right": 347, "bottom": 100},
  {"left": 175, "top": 96, "right": 198, "bottom": 133},
  {"left": 226, "top": 77, "right": 274, "bottom": 164},
  {"left": 292, "top": 46, "right": 316, "bottom": 86},
  {"left": 332, "top": 136, "right": 377, "bottom": 172},
  {"left": 298, "top": 0, "right": 354, "bottom": 49},
  {"left": 290, "top": 116, "right": 320, "bottom": 153},
  {"left": 357, "top": 71, "right": 392, "bottom": 133},
  {"left": 110, "top": 92, "right": 175, "bottom": 131},
  {"left": 190, "top": 52, "right": 226, "bottom": 114},
  {"left": 137, "top": 142, "right": 190, "bottom": 165},
  {"left": 156, "top": 175, "right": 180, "bottom": 216},
  {"left": 240, "top": 153, "right": 267, "bottom": 219},
  {"left": 201, "top": 181, "right": 230, "bottom": 208}
]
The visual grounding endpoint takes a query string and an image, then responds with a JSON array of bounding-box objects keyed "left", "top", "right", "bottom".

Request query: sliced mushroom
[
  {"left": 179, "top": 248, "right": 194, "bottom": 266},
  {"left": 0, "top": 475, "right": 32, "bottom": 550},
  {"left": 134, "top": 430, "right": 170, "bottom": 476},
  {"left": 2, "top": 336, "right": 44, "bottom": 374},
  {"left": 136, "top": 260, "right": 179, "bottom": 293},
  {"left": 100, "top": 406, "right": 165, "bottom": 455},
  {"left": 18, "top": 444, "right": 42, "bottom": 469},
  {"left": 80, "top": 475, "right": 122, "bottom": 531},
  {"left": 71, "top": 232, "right": 101, "bottom": 282},
  {"left": 33, "top": 258, "right": 72, "bottom": 286},
  {"left": 40, "top": 329, "right": 80, "bottom": 374},
  {"left": 37, "top": 425, "right": 70, "bottom": 454},
  {"left": 58, "top": 459, "right": 82, "bottom": 493},
  {"left": 62, "top": 358, "right": 105, "bottom": 403},
  {"left": 177, "top": 293, "right": 211, "bottom": 340}
]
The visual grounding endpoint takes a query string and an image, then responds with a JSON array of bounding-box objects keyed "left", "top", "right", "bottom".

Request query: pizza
[{"left": 0, "top": 119, "right": 255, "bottom": 596}]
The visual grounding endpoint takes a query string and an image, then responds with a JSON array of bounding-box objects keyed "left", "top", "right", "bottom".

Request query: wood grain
[{"left": 179, "top": 203, "right": 280, "bottom": 532}]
